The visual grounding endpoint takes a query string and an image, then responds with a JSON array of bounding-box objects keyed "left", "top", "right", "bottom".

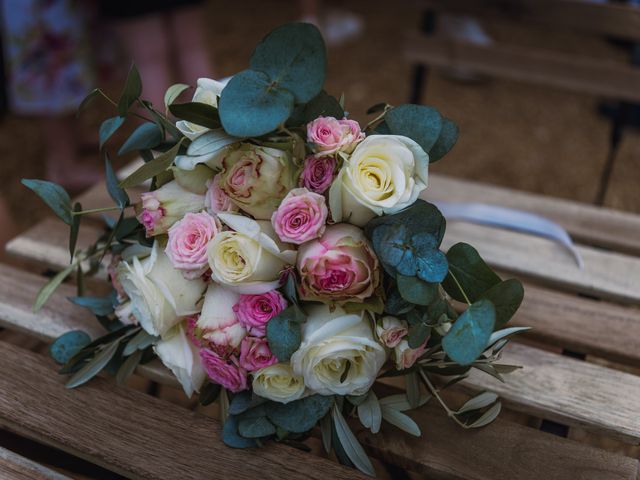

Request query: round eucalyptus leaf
[
  {"left": 266, "top": 306, "right": 302, "bottom": 362},
  {"left": 49, "top": 330, "right": 92, "bottom": 365},
  {"left": 266, "top": 394, "right": 334, "bottom": 433},
  {"left": 219, "top": 69, "right": 294, "bottom": 137},
  {"left": 397, "top": 274, "right": 438, "bottom": 306},
  {"left": 429, "top": 117, "right": 459, "bottom": 163},
  {"left": 222, "top": 414, "right": 258, "bottom": 448},
  {"left": 442, "top": 299, "right": 496, "bottom": 366},
  {"left": 385, "top": 104, "right": 442, "bottom": 153},
  {"left": 250, "top": 22, "right": 326, "bottom": 103}
]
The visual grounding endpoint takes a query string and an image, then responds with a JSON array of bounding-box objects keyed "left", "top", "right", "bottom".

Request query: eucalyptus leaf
[
  {"left": 429, "top": 117, "right": 459, "bottom": 163},
  {"left": 115, "top": 348, "right": 143, "bottom": 385},
  {"left": 378, "top": 392, "right": 431, "bottom": 412},
  {"left": 21, "top": 179, "right": 72, "bottom": 225},
  {"left": 366, "top": 102, "right": 387, "bottom": 114},
  {"left": 228, "top": 391, "right": 266, "bottom": 415},
  {"left": 287, "top": 90, "right": 343, "bottom": 126},
  {"left": 34, "top": 264, "right": 75, "bottom": 312},
  {"left": 118, "top": 122, "right": 164, "bottom": 155},
  {"left": 68, "top": 294, "right": 115, "bottom": 316},
  {"left": 405, "top": 371, "right": 422, "bottom": 409},
  {"left": 473, "top": 363, "right": 505, "bottom": 383},
  {"left": 407, "top": 322, "right": 430, "bottom": 349},
  {"left": 119, "top": 140, "right": 184, "bottom": 188},
  {"left": 99, "top": 116, "right": 125, "bottom": 149},
  {"left": 222, "top": 414, "right": 258, "bottom": 448},
  {"left": 331, "top": 405, "right": 375, "bottom": 476},
  {"left": 169, "top": 102, "right": 221, "bottom": 129},
  {"left": 122, "top": 328, "right": 157, "bottom": 356},
  {"left": 380, "top": 406, "right": 421, "bottom": 437},
  {"left": 199, "top": 382, "right": 222, "bottom": 406},
  {"left": 238, "top": 415, "right": 276, "bottom": 439},
  {"left": 357, "top": 391, "right": 381, "bottom": 434},
  {"left": 468, "top": 401, "right": 502, "bottom": 428},
  {"left": 480, "top": 279, "right": 525, "bottom": 328},
  {"left": 320, "top": 413, "right": 332, "bottom": 453},
  {"left": 266, "top": 394, "right": 333, "bottom": 433},
  {"left": 164, "top": 83, "right": 190, "bottom": 110},
  {"left": 397, "top": 274, "right": 437, "bottom": 306},
  {"left": 266, "top": 306, "right": 302, "bottom": 362},
  {"left": 49, "top": 330, "right": 91, "bottom": 365},
  {"left": 457, "top": 391, "right": 498, "bottom": 414},
  {"left": 385, "top": 104, "right": 442, "bottom": 153},
  {"left": 77, "top": 88, "right": 101, "bottom": 116},
  {"left": 105, "top": 155, "right": 129, "bottom": 208},
  {"left": 118, "top": 64, "right": 142, "bottom": 116},
  {"left": 65, "top": 340, "right": 119, "bottom": 389},
  {"left": 442, "top": 242, "right": 501, "bottom": 303},
  {"left": 69, "top": 202, "right": 81, "bottom": 259},
  {"left": 487, "top": 326, "right": 531, "bottom": 349},
  {"left": 384, "top": 287, "right": 414, "bottom": 315},
  {"left": 442, "top": 299, "right": 496, "bottom": 366}
]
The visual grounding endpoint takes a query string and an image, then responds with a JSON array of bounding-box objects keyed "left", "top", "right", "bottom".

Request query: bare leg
[
  {"left": 169, "top": 6, "right": 214, "bottom": 82},
  {"left": 115, "top": 13, "right": 172, "bottom": 109}
]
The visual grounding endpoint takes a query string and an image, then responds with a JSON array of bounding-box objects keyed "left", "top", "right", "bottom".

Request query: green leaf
[
  {"left": 229, "top": 391, "right": 266, "bottom": 415},
  {"left": 99, "top": 116, "right": 125, "bottom": 149},
  {"left": 199, "top": 382, "right": 222, "bottom": 406},
  {"left": 119, "top": 139, "right": 184, "bottom": 188},
  {"left": 77, "top": 88, "right": 101, "bottom": 116},
  {"left": 164, "top": 83, "right": 190, "bottom": 110},
  {"left": 222, "top": 414, "right": 258, "bottom": 448},
  {"left": 49, "top": 330, "right": 91, "bottom": 365},
  {"left": 480, "top": 279, "right": 524, "bottom": 328},
  {"left": 115, "top": 348, "right": 143, "bottom": 385},
  {"left": 122, "top": 328, "right": 156, "bottom": 356},
  {"left": 365, "top": 199, "right": 446, "bottom": 245},
  {"left": 385, "top": 104, "right": 442, "bottom": 153},
  {"left": 468, "top": 401, "right": 502, "bottom": 428},
  {"left": 380, "top": 406, "right": 421, "bottom": 437},
  {"left": 357, "top": 391, "right": 381, "bottom": 434},
  {"left": 366, "top": 102, "right": 387, "bottom": 114},
  {"left": 384, "top": 287, "right": 414, "bottom": 316},
  {"left": 65, "top": 340, "right": 120, "bottom": 388},
  {"left": 266, "top": 306, "right": 302, "bottom": 362},
  {"left": 68, "top": 294, "right": 115, "bottom": 316},
  {"left": 21, "top": 179, "right": 72, "bottom": 225},
  {"left": 442, "top": 242, "right": 501, "bottom": 303},
  {"left": 118, "top": 122, "right": 164, "bottom": 155},
  {"left": 320, "top": 413, "right": 332, "bottom": 453},
  {"left": 238, "top": 415, "right": 276, "bottom": 439},
  {"left": 266, "top": 394, "right": 333, "bottom": 433},
  {"left": 69, "top": 202, "right": 81, "bottom": 259},
  {"left": 287, "top": 90, "right": 344, "bottom": 125},
  {"left": 442, "top": 299, "right": 496, "bottom": 366},
  {"left": 457, "top": 391, "right": 498, "bottom": 414},
  {"left": 250, "top": 22, "right": 326, "bottom": 103},
  {"left": 118, "top": 64, "right": 142, "bottom": 116},
  {"left": 405, "top": 371, "right": 422, "bottom": 409},
  {"left": 34, "top": 264, "right": 75, "bottom": 311},
  {"left": 378, "top": 393, "right": 431, "bottom": 412},
  {"left": 332, "top": 405, "right": 375, "bottom": 476},
  {"left": 397, "top": 274, "right": 437, "bottom": 306},
  {"left": 487, "top": 326, "right": 531, "bottom": 348},
  {"left": 169, "top": 102, "right": 221, "bottom": 129},
  {"left": 219, "top": 69, "right": 294, "bottom": 137},
  {"left": 429, "top": 118, "right": 459, "bottom": 163},
  {"left": 407, "top": 321, "right": 430, "bottom": 349},
  {"left": 105, "top": 155, "right": 129, "bottom": 208}
]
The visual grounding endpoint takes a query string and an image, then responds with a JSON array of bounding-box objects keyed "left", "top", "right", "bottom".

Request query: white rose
[
  {"left": 154, "top": 322, "right": 206, "bottom": 397},
  {"left": 252, "top": 363, "right": 306, "bottom": 404},
  {"left": 329, "top": 135, "right": 429, "bottom": 226},
  {"left": 117, "top": 242, "right": 206, "bottom": 336},
  {"left": 207, "top": 213, "right": 297, "bottom": 294},
  {"left": 376, "top": 316, "right": 408, "bottom": 348},
  {"left": 197, "top": 283, "right": 246, "bottom": 349},
  {"left": 290, "top": 305, "right": 387, "bottom": 396},
  {"left": 176, "top": 78, "right": 226, "bottom": 140}
]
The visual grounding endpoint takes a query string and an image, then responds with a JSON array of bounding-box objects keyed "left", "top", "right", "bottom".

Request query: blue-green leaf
[
  {"left": 250, "top": 22, "right": 326, "bottom": 103},
  {"left": 385, "top": 104, "right": 442, "bottom": 153},
  {"left": 99, "top": 116, "right": 125, "bottom": 149},
  {"left": 118, "top": 64, "right": 142, "bottom": 116},
  {"left": 21, "top": 179, "right": 72, "bottom": 225},
  {"left": 265, "top": 306, "right": 302, "bottom": 362},
  {"left": 287, "top": 90, "right": 344, "bottom": 126},
  {"left": 443, "top": 299, "right": 496, "bottom": 366},
  {"left": 480, "top": 279, "right": 524, "bottom": 328},
  {"left": 69, "top": 202, "right": 81, "bottom": 259},
  {"left": 49, "top": 330, "right": 91, "bottom": 365},
  {"left": 68, "top": 294, "right": 115, "bottom": 316},
  {"left": 219, "top": 69, "right": 294, "bottom": 137},
  {"left": 118, "top": 122, "right": 164, "bottom": 155},
  {"left": 429, "top": 117, "right": 459, "bottom": 163},
  {"left": 118, "top": 139, "right": 184, "bottom": 188},
  {"left": 442, "top": 242, "right": 501, "bottom": 303},
  {"left": 266, "top": 394, "right": 333, "bottom": 433},
  {"left": 169, "top": 102, "right": 221, "bottom": 129},
  {"left": 105, "top": 155, "right": 129, "bottom": 208},
  {"left": 397, "top": 274, "right": 437, "bottom": 306},
  {"left": 222, "top": 414, "right": 258, "bottom": 448}
]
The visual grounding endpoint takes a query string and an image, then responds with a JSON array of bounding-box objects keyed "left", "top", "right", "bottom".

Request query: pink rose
[
  {"left": 165, "top": 212, "right": 220, "bottom": 279},
  {"left": 239, "top": 336, "right": 277, "bottom": 372},
  {"left": 394, "top": 339, "right": 428, "bottom": 370},
  {"left": 200, "top": 349, "right": 248, "bottom": 393},
  {"left": 306, "top": 116, "right": 365, "bottom": 155},
  {"left": 297, "top": 223, "right": 380, "bottom": 303},
  {"left": 233, "top": 290, "right": 287, "bottom": 337},
  {"left": 299, "top": 155, "right": 336, "bottom": 194},
  {"left": 137, "top": 180, "right": 205, "bottom": 236},
  {"left": 271, "top": 188, "right": 328, "bottom": 245},
  {"left": 205, "top": 174, "right": 238, "bottom": 215},
  {"left": 376, "top": 316, "right": 408, "bottom": 348}
]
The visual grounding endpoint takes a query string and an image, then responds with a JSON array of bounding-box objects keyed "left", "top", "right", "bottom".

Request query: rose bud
[
  {"left": 376, "top": 316, "right": 409, "bottom": 348},
  {"left": 299, "top": 155, "right": 336, "bottom": 194},
  {"left": 394, "top": 339, "right": 428, "bottom": 370},
  {"left": 233, "top": 290, "right": 287, "bottom": 337},
  {"left": 271, "top": 188, "right": 328, "bottom": 245},
  {"left": 238, "top": 336, "right": 277, "bottom": 372},
  {"left": 306, "top": 116, "right": 365, "bottom": 155}
]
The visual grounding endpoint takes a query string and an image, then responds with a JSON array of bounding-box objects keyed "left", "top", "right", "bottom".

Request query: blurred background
[{"left": 0, "top": 0, "right": 638, "bottom": 255}]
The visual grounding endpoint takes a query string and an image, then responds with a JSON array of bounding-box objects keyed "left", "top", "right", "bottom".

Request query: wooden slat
[
  {"left": 405, "top": 33, "right": 640, "bottom": 103},
  {"left": 425, "top": 173, "right": 640, "bottom": 256},
  {"left": 442, "top": 221, "right": 640, "bottom": 304},
  {"left": 2, "top": 266, "right": 638, "bottom": 479},
  {"left": 462, "top": 342, "right": 640, "bottom": 444},
  {"left": 420, "top": 0, "right": 640, "bottom": 42},
  {"left": 0, "top": 446, "right": 71, "bottom": 480},
  {"left": 0, "top": 342, "right": 363, "bottom": 480}
]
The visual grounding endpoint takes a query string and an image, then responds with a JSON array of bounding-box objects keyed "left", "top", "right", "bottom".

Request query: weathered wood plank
[
  {"left": 462, "top": 342, "right": 640, "bottom": 444},
  {"left": 419, "top": 0, "right": 640, "bottom": 42},
  {"left": 442, "top": 221, "right": 640, "bottom": 304},
  {"left": 0, "top": 342, "right": 364, "bottom": 480},
  {"left": 0, "top": 446, "right": 71, "bottom": 480},
  {"left": 405, "top": 33, "right": 640, "bottom": 103},
  {"left": 424, "top": 173, "right": 640, "bottom": 255}
]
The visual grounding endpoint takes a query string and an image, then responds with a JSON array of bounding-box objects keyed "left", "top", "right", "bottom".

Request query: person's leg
[
  {"left": 169, "top": 5, "right": 214, "bottom": 82},
  {"left": 115, "top": 13, "right": 172, "bottom": 108}
]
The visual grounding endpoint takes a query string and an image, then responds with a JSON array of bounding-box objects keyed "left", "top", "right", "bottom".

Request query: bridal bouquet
[{"left": 24, "top": 23, "right": 527, "bottom": 475}]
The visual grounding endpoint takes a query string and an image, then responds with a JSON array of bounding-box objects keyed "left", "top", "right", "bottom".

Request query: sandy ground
[{"left": 1, "top": 0, "right": 638, "bottom": 232}]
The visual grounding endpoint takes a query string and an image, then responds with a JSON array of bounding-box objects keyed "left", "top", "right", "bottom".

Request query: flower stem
[
  {"left": 448, "top": 270, "right": 472, "bottom": 305},
  {"left": 72, "top": 206, "right": 129, "bottom": 216},
  {"left": 418, "top": 368, "right": 468, "bottom": 428}
]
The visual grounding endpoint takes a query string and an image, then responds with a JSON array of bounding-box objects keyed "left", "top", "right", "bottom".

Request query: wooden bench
[{"left": 2, "top": 171, "right": 640, "bottom": 478}]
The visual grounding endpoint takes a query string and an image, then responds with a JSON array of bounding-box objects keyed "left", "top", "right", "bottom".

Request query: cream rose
[
  {"left": 154, "top": 322, "right": 206, "bottom": 397},
  {"left": 175, "top": 78, "right": 226, "bottom": 140},
  {"left": 117, "top": 242, "right": 206, "bottom": 337},
  {"left": 252, "top": 363, "right": 306, "bottom": 404},
  {"left": 290, "top": 305, "right": 387, "bottom": 396},
  {"left": 329, "top": 135, "right": 429, "bottom": 226},
  {"left": 197, "top": 283, "right": 246, "bottom": 351}
]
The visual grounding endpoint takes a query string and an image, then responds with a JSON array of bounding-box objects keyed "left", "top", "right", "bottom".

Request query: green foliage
[
  {"left": 49, "top": 330, "right": 91, "bottom": 365},
  {"left": 480, "top": 279, "right": 524, "bottom": 328},
  {"left": 33, "top": 264, "right": 75, "bottom": 312},
  {"left": 122, "top": 328, "right": 157, "bottom": 356},
  {"left": 397, "top": 274, "right": 437, "bottom": 306},
  {"left": 105, "top": 155, "right": 129, "bottom": 209},
  {"left": 118, "top": 122, "right": 164, "bottom": 155},
  {"left": 68, "top": 294, "right": 115, "bottom": 316},
  {"left": 385, "top": 104, "right": 442, "bottom": 153},
  {"left": 119, "top": 139, "right": 184, "bottom": 188},
  {"left": 266, "top": 306, "right": 303, "bottom": 362},
  {"left": 21, "top": 179, "right": 72, "bottom": 225},
  {"left": 169, "top": 102, "right": 221, "bottom": 129},
  {"left": 222, "top": 414, "right": 258, "bottom": 448},
  {"left": 407, "top": 321, "right": 431, "bottom": 349},
  {"left": 366, "top": 199, "right": 446, "bottom": 243},
  {"left": 442, "top": 242, "right": 501, "bottom": 303},
  {"left": 442, "top": 299, "right": 496, "bottom": 366},
  {"left": 331, "top": 404, "right": 375, "bottom": 476},
  {"left": 163, "top": 83, "right": 190, "bottom": 110},
  {"left": 118, "top": 64, "right": 142, "bottom": 116},
  {"left": 429, "top": 117, "right": 459, "bottom": 163},
  {"left": 288, "top": 90, "right": 344, "bottom": 126},
  {"left": 380, "top": 405, "right": 421, "bottom": 437},
  {"left": 229, "top": 391, "right": 266, "bottom": 415},
  {"left": 99, "top": 116, "right": 125, "bottom": 149},
  {"left": 384, "top": 286, "right": 414, "bottom": 315},
  {"left": 266, "top": 394, "right": 333, "bottom": 433},
  {"left": 357, "top": 391, "right": 381, "bottom": 434},
  {"left": 69, "top": 202, "right": 81, "bottom": 259},
  {"left": 238, "top": 414, "right": 276, "bottom": 438},
  {"left": 65, "top": 340, "right": 120, "bottom": 388},
  {"left": 198, "top": 382, "right": 222, "bottom": 406}
]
